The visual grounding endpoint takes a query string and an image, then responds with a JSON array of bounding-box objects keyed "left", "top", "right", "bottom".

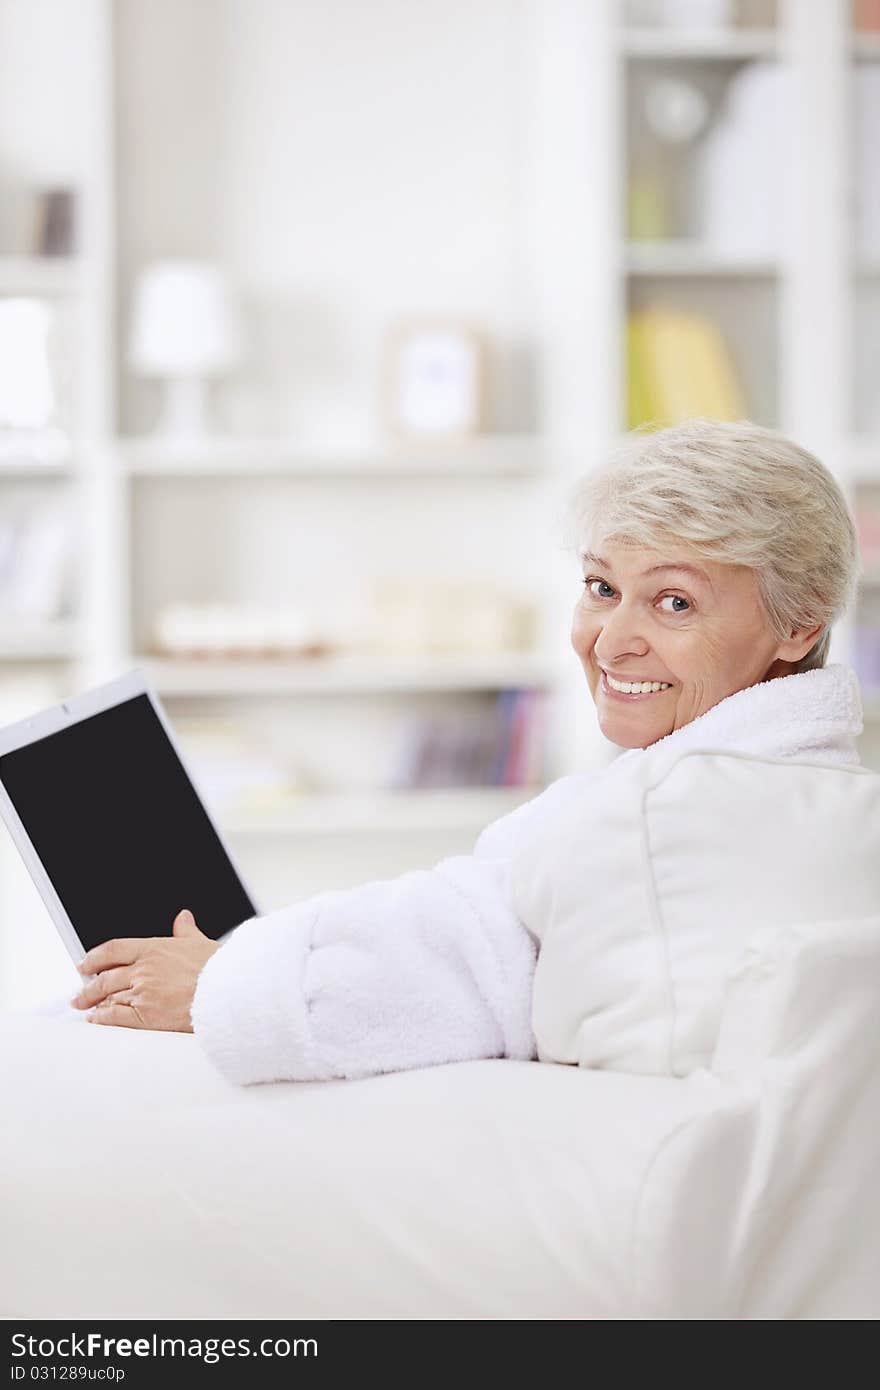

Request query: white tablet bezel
[{"left": 0, "top": 666, "right": 261, "bottom": 966}]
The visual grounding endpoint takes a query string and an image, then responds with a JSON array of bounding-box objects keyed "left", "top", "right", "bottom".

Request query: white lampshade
[{"left": 128, "top": 260, "right": 241, "bottom": 377}]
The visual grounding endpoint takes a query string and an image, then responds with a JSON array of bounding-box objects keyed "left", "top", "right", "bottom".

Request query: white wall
[
  {"left": 115, "top": 0, "right": 538, "bottom": 442},
  {"left": 0, "top": 0, "right": 93, "bottom": 179},
  {"left": 0, "top": 0, "right": 99, "bottom": 250}
]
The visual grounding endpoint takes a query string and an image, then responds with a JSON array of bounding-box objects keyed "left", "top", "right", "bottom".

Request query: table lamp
[{"left": 128, "top": 260, "right": 242, "bottom": 442}]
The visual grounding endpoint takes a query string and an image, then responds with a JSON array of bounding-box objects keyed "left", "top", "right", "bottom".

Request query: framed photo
[
  {"left": 380, "top": 318, "right": 487, "bottom": 445},
  {"left": 32, "top": 188, "right": 77, "bottom": 257}
]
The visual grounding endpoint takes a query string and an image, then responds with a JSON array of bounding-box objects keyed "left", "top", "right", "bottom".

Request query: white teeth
[{"left": 605, "top": 673, "right": 671, "bottom": 695}]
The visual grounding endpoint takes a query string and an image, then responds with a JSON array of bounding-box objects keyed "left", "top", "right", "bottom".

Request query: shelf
[
  {"left": 0, "top": 461, "right": 73, "bottom": 480},
  {"left": 117, "top": 435, "right": 548, "bottom": 479},
  {"left": 0, "top": 621, "right": 80, "bottom": 660},
  {"left": 853, "top": 33, "right": 880, "bottom": 61},
  {"left": 626, "top": 242, "right": 778, "bottom": 277},
  {"left": 622, "top": 27, "right": 779, "bottom": 61},
  {"left": 136, "top": 650, "right": 559, "bottom": 696},
  {"left": 0, "top": 257, "right": 84, "bottom": 297},
  {"left": 218, "top": 785, "right": 543, "bottom": 838}
]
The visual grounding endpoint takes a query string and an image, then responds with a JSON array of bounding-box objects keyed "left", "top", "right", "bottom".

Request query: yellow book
[
  {"left": 646, "top": 312, "right": 696, "bottom": 425},
  {"left": 636, "top": 309, "right": 746, "bottom": 426},
  {"left": 626, "top": 315, "right": 656, "bottom": 430},
  {"left": 682, "top": 314, "right": 747, "bottom": 420}
]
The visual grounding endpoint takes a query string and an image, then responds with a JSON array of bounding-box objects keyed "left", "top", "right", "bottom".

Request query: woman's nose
[{"left": 596, "top": 603, "right": 649, "bottom": 660}]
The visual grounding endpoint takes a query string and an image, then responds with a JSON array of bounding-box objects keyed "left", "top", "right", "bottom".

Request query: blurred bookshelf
[
  {"left": 116, "top": 435, "right": 548, "bottom": 479},
  {"left": 0, "top": 255, "right": 85, "bottom": 297},
  {"left": 220, "top": 787, "right": 542, "bottom": 840},
  {"left": 854, "top": 32, "right": 880, "bottom": 58},
  {"left": 1, "top": 1, "right": 878, "bottom": 773},
  {"left": 0, "top": 620, "right": 81, "bottom": 661},
  {"left": 850, "top": 0, "right": 880, "bottom": 754},
  {"left": 3, "top": 0, "right": 880, "bottom": 1009},
  {"left": 0, "top": 0, "right": 112, "bottom": 696},
  {"left": 622, "top": 27, "right": 780, "bottom": 59},
  {"left": 625, "top": 242, "right": 777, "bottom": 276},
  {"left": 136, "top": 651, "right": 558, "bottom": 698}
]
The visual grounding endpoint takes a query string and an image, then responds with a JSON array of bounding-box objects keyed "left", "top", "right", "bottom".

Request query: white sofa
[{"left": 2, "top": 754, "right": 879, "bottom": 1320}]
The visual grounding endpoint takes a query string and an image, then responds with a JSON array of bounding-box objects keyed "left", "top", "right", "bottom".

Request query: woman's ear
[{"left": 776, "top": 621, "right": 824, "bottom": 664}]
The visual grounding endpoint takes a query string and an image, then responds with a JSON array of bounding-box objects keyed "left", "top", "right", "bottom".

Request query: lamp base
[{"left": 154, "top": 377, "right": 212, "bottom": 443}]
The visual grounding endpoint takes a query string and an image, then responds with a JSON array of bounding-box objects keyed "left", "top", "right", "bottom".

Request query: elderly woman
[{"left": 71, "top": 418, "right": 864, "bottom": 1085}]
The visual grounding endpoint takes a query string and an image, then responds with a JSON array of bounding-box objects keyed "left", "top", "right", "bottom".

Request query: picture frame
[
  {"left": 379, "top": 318, "right": 487, "bottom": 446},
  {"left": 32, "top": 188, "right": 77, "bottom": 257}
]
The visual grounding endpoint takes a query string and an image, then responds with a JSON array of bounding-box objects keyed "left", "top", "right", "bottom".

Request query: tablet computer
[{"left": 0, "top": 668, "right": 260, "bottom": 965}]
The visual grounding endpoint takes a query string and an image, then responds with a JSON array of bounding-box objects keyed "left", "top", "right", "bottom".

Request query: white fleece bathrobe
[{"left": 191, "top": 663, "right": 864, "bottom": 1087}]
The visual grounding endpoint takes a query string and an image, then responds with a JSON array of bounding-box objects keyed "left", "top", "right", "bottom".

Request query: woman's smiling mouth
[{"left": 600, "top": 670, "right": 673, "bottom": 699}]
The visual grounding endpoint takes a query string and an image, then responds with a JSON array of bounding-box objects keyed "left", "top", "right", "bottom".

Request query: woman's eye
[
  {"left": 584, "top": 579, "right": 615, "bottom": 599},
  {"left": 582, "top": 580, "right": 691, "bottom": 613},
  {"left": 658, "top": 594, "right": 690, "bottom": 613}
]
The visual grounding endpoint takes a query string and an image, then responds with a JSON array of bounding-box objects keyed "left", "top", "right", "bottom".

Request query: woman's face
[{"left": 571, "top": 536, "right": 802, "bottom": 749}]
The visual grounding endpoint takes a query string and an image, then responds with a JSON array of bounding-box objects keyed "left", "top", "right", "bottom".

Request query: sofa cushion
[
  {"left": 515, "top": 751, "right": 880, "bottom": 1076},
  {"left": 4, "top": 908, "right": 880, "bottom": 1318},
  {"left": 0, "top": 1013, "right": 719, "bottom": 1319}
]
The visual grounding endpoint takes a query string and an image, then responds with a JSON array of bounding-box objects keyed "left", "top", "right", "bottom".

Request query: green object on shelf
[
  {"left": 626, "top": 316, "right": 657, "bottom": 431},
  {"left": 627, "top": 174, "right": 670, "bottom": 241}
]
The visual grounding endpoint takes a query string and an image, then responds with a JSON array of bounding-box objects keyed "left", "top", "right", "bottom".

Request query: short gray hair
[{"left": 564, "top": 419, "right": 860, "bottom": 673}]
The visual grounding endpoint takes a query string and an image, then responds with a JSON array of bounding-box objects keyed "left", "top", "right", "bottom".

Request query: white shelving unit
[
  {"left": 220, "top": 786, "right": 544, "bottom": 839},
  {"left": 625, "top": 243, "right": 778, "bottom": 276},
  {"left": 0, "top": 0, "right": 114, "bottom": 703},
  {"left": 0, "top": 0, "right": 114, "bottom": 1007},
  {"left": 619, "top": 0, "right": 878, "bottom": 762},
  {"left": 136, "top": 650, "right": 559, "bottom": 699},
  {"left": 2, "top": 2, "right": 879, "bottom": 1013},
  {"left": 105, "top": 431, "right": 568, "bottom": 858},
  {"left": 116, "top": 434, "right": 548, "bottom": 479},
  {"left": 0, "top": 619, "right": 81, "bottom": 661},
  {"left": 0, "top": 255, "right": 86, "bottom": 297},
  {"left": 622, "top": 26, "right": 780, "bottom": 60},
  {"left": 1, "top": 0, "right": 876, "bottom": 770}
]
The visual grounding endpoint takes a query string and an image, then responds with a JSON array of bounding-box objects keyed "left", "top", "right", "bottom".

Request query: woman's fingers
[
  {"left": 71, "top": 966, "right": 132, "bottom": 1010},
  {"left": 87, "top": 1002, "right": 142, "bottom": 1029},
  {"left": 78, "top": 938, "right": 145, "bottom": 977}
]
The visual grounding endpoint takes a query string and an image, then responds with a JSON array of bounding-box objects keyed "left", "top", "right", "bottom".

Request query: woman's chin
[{"left": 597, "top": 708, "right": 666, "bottom": 750}]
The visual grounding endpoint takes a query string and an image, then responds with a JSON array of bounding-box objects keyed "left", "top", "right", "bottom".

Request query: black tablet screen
[{"left": 0, "top": 693, "right": 257, "bottom": 950}]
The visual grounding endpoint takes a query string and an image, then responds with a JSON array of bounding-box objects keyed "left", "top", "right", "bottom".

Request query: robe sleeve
[{"left": 190, "top": 776, "right": 581, "bottom": 1086}]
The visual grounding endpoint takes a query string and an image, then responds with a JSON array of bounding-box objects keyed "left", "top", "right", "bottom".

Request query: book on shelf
[
  {"left": 854, "top": 624, "right": 880, "bottom": 698},
  {"left": 387, "top": 689, "right": 548, "bottom": 790},
  {"left": 855, "top": 65, "right": 880, "bottom": 261},
  {"left": 856, "top": 499, "right": 880, "bottom": 577},
  {"left": 627, "top": 309, "right": 746, "bottom": 430}
]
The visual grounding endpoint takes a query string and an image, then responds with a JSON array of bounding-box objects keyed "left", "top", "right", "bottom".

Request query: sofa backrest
[
  {"left": 633, "top": 912, "right": 880, "bottom": 1318},
  {"left": 517, "top": 751, "right": 880, "bottom": 1076}
]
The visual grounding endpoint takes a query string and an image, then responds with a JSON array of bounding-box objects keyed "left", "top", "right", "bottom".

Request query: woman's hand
[{"left": 70, "top": 909, "right": 220, "bottom": 1032}]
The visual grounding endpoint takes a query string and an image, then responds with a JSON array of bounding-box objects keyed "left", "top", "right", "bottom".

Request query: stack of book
[
  {"left": 627, "top": 309, "right": 746, "bottom": 430},
  {"left": 387, "top": 689, "right": 548, "bottom": 790},
  {"left": 854, "top": 626, "right": 880, "bottom": 698}
]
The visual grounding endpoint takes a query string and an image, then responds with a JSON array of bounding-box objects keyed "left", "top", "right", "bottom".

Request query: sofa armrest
[{"left": 711, "top": 914, "right": 880, "bottom": 1078}]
